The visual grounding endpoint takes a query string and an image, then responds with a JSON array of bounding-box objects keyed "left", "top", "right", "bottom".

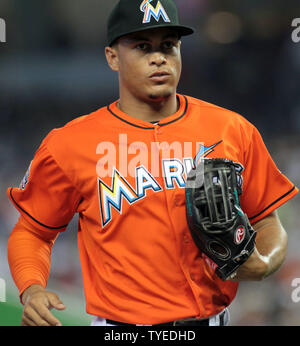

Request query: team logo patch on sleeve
[
  {"left": 140, "top": 0, "right": 170, "bottom": 24},
  {"left": 19, "top": 161, "right": 32, "bottom": 190}
]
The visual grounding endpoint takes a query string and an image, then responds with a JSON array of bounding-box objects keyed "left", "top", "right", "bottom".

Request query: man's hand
[
  {"left": 229, "top": 247, "right": 269, "bottom": 281},
  {"left": 21, "top": 284, "right": 66, "bottom": 326},
  {"left": 229, "top": 210, "right": 288, "bottom": 282}
]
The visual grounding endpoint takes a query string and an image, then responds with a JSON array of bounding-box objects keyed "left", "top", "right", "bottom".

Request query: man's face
[{"left": 107, "top": 27, "right": 182, "bottom": 102}]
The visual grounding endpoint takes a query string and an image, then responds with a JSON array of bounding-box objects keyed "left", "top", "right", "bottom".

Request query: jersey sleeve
[
  {"left": 7, "top": 142, "right": 82, "bottom": 232},
  {"left": 7, "top": 216, "right": 57, "bottom": 300},
  {"left": 240, "top": 125, "right": 298, "bottom": 224}
]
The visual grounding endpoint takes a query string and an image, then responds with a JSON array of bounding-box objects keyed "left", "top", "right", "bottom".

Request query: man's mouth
[{"left": 149, "top": 71, "right": 170, "bottom": 82}]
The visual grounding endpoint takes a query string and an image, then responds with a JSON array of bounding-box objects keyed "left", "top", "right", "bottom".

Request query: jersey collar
[{"left": 107, "top": 94, "right": 188, "bottom": 130}]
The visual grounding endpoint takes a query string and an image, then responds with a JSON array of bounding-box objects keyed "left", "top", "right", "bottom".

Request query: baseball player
[{"left": 7, "top": 0, "right": 298, "bottom": 327}]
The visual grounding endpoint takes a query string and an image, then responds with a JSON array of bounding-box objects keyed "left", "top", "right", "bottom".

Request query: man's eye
[
  {"left": 136, "top": 43, "right": 150, "bottom": 50},
  {"left": 163, "top": 41, "right": 175, "bottom": 49}
]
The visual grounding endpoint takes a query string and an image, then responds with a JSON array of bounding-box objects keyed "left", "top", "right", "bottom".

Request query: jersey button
[
  {"left": 183, "top": 235, "right": 190, "bottom": 243},
  {"left": 156, "top": 127, "right": 162, "bottom": 135},
  {"left": 174, "top": 196, "right": 182, "bottom": 206}
]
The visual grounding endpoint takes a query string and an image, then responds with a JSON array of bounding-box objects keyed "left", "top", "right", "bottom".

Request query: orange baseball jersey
[{"left": 7, "top": 94, "right": 298, "bottom": 324}]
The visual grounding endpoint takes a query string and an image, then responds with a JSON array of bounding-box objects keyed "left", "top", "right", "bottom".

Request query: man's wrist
[
  {"left": 232, "top": 249, "right": 270, "bottom": 281},
  {"left": 21, "top": 284, "right": 45, "bottom": 305}
]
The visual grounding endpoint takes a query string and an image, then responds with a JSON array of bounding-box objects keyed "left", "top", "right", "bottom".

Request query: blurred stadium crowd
[{"left": 0, "top": 0, "right": 300, "bottom": 325}]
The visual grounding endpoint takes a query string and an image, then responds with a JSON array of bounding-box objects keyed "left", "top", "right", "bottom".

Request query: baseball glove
[{"left": 185, "top": 158, "right": 256, "bottom": 281}]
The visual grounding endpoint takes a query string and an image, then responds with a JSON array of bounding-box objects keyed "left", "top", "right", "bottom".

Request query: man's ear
[{"left": 105, "top": 46, "right": 119, "bottom": 72}]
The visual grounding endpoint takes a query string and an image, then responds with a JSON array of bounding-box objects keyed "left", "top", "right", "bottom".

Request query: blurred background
[{"left": 0, "top": 0, "right": 300, "bottom": 326}]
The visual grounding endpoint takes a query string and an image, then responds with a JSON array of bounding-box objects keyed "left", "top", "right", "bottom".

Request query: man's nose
[{"left": 149, "top": 52, "right": 167, "bottom": 66}]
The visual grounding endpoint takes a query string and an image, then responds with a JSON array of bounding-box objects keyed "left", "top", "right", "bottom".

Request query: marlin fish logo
[
  {"left": 194, "top": 140, "right": 222, "bottom": 166},
  {"left": 140, "top": 0, "right": 171, "bottom": 24}
]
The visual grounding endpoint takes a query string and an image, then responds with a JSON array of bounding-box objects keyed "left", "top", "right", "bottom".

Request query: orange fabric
[
  {"left": 7, "top": 94, "right": 298, "bottom": 324},
  {"left": 7, "top": 216, "right": 59, "bottom": 301}
]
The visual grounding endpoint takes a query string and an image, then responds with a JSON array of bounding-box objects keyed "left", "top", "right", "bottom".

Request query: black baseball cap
[{"left": 107, "top": 0, "right": 194, "bottom": 46}]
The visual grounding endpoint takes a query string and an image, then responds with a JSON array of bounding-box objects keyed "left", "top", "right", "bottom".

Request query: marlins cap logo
[{"left": 140, "top": 0, "right": 171, "bottom": 24}]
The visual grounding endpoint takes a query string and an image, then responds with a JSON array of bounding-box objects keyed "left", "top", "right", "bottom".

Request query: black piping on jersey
[
  {"left": 9, "top": 188, "right": 68, "bottom": 230},
  {"left": 248, "top": 186, "right": 296, "bottom": 221},
  {"left": 107, "top": 95, "right": 188, "bottom": 129}
]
